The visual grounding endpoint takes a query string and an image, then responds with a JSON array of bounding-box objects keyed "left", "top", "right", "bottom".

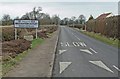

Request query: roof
[{"left": 96, "top": 13, "right": 112, "bottom": 19}]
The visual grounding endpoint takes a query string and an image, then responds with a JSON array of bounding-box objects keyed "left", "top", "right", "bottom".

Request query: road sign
[
  {"left": 14, "top": 20, "right": 38, "bottom": 28},
  {"left": 14, "top": 20, "right": 38, "bottom": 40}
]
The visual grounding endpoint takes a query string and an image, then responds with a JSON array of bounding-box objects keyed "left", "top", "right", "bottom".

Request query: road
[{"left": 52, "top": 26, "right": 119, "bottom": 77}]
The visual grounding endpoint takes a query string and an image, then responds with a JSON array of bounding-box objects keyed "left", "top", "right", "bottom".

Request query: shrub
[{"left": 2, "top": 39, "right": 31, "bottom": 61}]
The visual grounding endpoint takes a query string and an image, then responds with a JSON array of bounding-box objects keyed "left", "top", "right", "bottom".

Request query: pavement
[
  {"left": 4, "top": 30, "right": 59, "bottom": 77},
  {"left": 52, "top": 26, "right": 119, "bottom": 77}
]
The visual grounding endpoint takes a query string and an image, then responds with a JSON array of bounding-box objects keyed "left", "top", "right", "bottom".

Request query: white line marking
[
  {"left": 73, "top": 42, "right": 80, "bottom": 47},
  {"left": 89, "top": 61, "right": 114, "bottom": 73},
  {"left": 59, "top": 50, "right": 67, "bottom": 54},
  {"left": 72, "top": 33, "right": 81, "bottom": 41},
  {"left": 78, "top": 38, "right": 81, "bottom": 41},
  {"left": 82, "top": 42, "right": 87, "bottom": 47},
  {"left": 74, "top": 35, "right": 81, "bottom": 41},
  {"left": 80, "top": 49, "right": 93, "bottom": 55},
  {"left": 78, "top": 42, "right": 86, "bottom": 47},
  {"left": 75, "top": 36, "right": 81, "bottom": 41},
  {"left": 78, "top": 42, "right": 83, "bottom": 47},
  {"left": 90, "top": 48, "right": 98, "bottom": 53},
  {"left": 113, "top": 65, "right": 120, "bottom": 72},
  {"left": 65, "top": 42, "right": 70, "bottom": 47},
  {"left": 59, "top": 62, "right": 72, "bottom": 74},
  {"left": 73, "top": 42, "right": 77, "bottom": 47},
  {"left": 72, "top": 33, "right": 74, "bottom": 34},
  {"left": 60, "top": 42, "right": 64, "bottom": 46}
]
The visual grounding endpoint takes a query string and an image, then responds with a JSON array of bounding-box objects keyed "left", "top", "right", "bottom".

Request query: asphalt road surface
[{"left": 52, "top": 26, "right": 119, "bottom": 77}]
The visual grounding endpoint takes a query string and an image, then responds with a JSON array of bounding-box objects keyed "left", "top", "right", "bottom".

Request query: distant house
[
  {"left": 93, "top": 13, "right": 114, "bottom": 34},
  {"left": 96, "top": 13, "right": 113, "bottom": 20}
]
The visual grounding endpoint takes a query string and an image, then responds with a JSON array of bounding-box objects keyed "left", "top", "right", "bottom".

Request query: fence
[{"left": 86, "top": 15, "right": 119, "bottom": 39}]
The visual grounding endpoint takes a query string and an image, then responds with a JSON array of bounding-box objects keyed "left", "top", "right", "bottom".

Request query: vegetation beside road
[
  {"left": 2, "top": 50, "right": 28, "bottom": 75},
  {"left": 2, "top": 38, "right": 43, "bottom": 76},
  {"left": 80, "top": 30, "right": 120, "bottom": 48},
  {"left": 31, "top": 38, "right": 43, "bottom": 48},
  {"left": 2, "top": 25, "right": 58, "bottom": 76}
]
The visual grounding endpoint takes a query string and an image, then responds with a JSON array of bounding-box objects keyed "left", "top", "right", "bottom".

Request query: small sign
[
  {"left": 24, "top": 35, "right": 33, "bottom": 41},
  {"left": 14, "top": 20, "right": 38, "bottom": 28}
]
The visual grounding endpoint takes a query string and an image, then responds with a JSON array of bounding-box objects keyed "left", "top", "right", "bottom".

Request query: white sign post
[
  {"left": 36, "top": 28, "right": 37, "bottom": 39},
  {"left": 14, "top": 20, "right": 39, "bottom": 40},
  {"left": 15, "top": 28, "right": 17, "bottom": 40}
]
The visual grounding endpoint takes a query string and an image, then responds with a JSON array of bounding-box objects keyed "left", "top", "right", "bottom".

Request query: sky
[
  {"left": 0, "top": 0, "right": 119, "bottom": 2},
  {"left": 0, "top": 2, "right": 119, "bottom": 20}
]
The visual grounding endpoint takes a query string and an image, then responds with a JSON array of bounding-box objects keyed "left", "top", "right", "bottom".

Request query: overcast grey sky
[
  {"left": 0, "top": 0, "right": 119, "bottom": 2},
  {"left": 0, "top": 2, "right": 118, "bottom": 20}
]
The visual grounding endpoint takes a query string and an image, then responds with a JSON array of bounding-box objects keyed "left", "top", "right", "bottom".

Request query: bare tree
[
  {"left": 2, "top": 14, "right": 10, "bottom": 21},
  {"left": 62, "top": 17, "right": 69, "bottom": 25},
  {"left": 2, "top": 14, "right": 12, "bottom": 26},
  {"left": 71, "top": 16, "right": 76, "bottom": 27},
  {"left": 78, "top": 15, "right": 86, "bottom": 24},
  {"left": 88, "top": 15, "right": 94, "bottom": 21},
  {"left": 33, "top": 7, "right": 42, "bottom": 19},
  {"left": 51, "top": 15, "right": 60, "bottom": 25}
]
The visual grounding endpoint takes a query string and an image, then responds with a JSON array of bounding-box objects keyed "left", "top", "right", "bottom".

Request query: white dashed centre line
[
  {"left": 71, "top": 32, "right": 81, "bottom": 41},
  {"left": 75, "top": 36, "right": 81, "bottom": 41}
]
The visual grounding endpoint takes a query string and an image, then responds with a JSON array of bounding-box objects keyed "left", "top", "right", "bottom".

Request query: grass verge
[
  {"left": 2, "top": 38, "right": 44, "bottom": 76},
  {"left": 80, "top": 30, "right": 120, "bottom": 48},
  {"left": 2, "top": 50, "right": 29, "bottom": 75},
  {"left": 31, "top": 38, "right": 44, "bottom": 48}
]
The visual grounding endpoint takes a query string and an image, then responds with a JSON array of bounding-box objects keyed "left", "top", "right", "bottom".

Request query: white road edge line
[
  {"left": 113, "top": 65, "right": 120, "bottom": 72},
  {"left": 90, "top": 48, "right": 98, "bottom": 54}
]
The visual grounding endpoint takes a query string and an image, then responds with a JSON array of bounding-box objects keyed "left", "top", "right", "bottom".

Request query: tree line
[
  {"left": 1, "top": 7, "right": 60, "bottom": 26},
  {"left": 1, "top": 6, "right": 87, "bottom": 26}
]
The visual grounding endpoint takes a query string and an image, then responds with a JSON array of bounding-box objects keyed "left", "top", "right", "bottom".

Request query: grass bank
[
  {"left": 80, "top": 30, "right": 120, "bottom": 48},
  {"left": 2, "top": 38, "right": 44, "bottom": 76}
]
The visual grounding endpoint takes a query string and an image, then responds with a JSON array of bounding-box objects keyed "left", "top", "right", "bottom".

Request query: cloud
[
  {"left": 0, "top": 0, "right": 119, "bottom": 2},
  {"left": 0, "top": 2, "right": 118, "bottom": 20}
]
